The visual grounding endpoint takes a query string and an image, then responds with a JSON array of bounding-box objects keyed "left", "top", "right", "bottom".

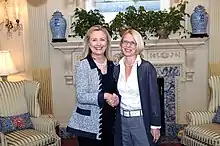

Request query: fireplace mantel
[
  {"left": 51, "top": 37, "right": 209, "bottom": 127},
  {"left": 51, "top": 38, "right": 208, "bottom": 85}
]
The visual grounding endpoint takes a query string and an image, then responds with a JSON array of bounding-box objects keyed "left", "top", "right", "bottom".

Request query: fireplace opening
[{"left": 157, "top": 77, "right": 165, "bottom": 136}]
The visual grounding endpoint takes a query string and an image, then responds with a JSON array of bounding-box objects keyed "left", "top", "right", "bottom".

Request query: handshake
[{"left": 104, "top": 93, "right": 119, "bottom": 107}]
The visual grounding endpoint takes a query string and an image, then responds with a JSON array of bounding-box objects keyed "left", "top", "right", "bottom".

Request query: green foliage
[
  {"left": 70, "top": 1, "right": 190, "bottom": 39},
  {"left": 147, "top": 1, "right": 190, "bottom": 38},
  {"left": 109, "top": 6, "right": 149, "bottom": 40},
  {"left": 71, "top": 8, "right": 110, "bottom": 38}
]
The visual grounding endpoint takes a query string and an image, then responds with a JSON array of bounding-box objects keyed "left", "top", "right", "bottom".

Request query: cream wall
[
  {"left": 48, "top": 0, "right": 211, "bottom": 127},
  {"left": 46, "top": 0, "right": 78, "bottom": 126},
  {"left": 52, "top": 38, "right": 209, "bottom": 125},
  {"left": 0, "top": 0, "right": 215, "bottom": 127},
  {"left": 0, "top": 0, "right": 26, "bottom": 79},
  {"left": 209, "top": 0, "right": 220, "bottom": 76}
]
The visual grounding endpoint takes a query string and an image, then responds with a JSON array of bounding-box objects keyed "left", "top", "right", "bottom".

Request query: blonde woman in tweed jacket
[{"left": 67, "top": 25, "right": 120, "bottom": 146}]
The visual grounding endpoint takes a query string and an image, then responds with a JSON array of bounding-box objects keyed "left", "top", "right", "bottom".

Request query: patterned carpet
[
  {"left": 158, "top": 136, "right": 181, "bottom": 145},
  {"left": 59, "top": 127, "right": 182, "bottom": 145},
  {"left": 61, "top": 138, "right": 182, "bottom": 146},
  {"left": 60, "top": 127, "right": 73, "bottom": 139}
]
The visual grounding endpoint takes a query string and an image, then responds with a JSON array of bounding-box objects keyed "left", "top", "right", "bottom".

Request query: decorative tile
[
  {"left": 165, "top": 103, "right": 176, "bottom": 122},
  {"left": 61, "top": 65, "right": 184, "bottom": 138},
  {"left": 166, "top": 123, "right": 187, "bottom": 138},
  {"left": 155, "top": 65, "right": 183, "bottom": 137}
]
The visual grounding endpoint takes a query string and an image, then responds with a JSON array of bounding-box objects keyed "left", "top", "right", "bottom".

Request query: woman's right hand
[
  {"left": 104, "top": 93, "right": 119, "bottom": 107},
  {"left": 112, "top": 93, "right": 119, "bottom": 107}
]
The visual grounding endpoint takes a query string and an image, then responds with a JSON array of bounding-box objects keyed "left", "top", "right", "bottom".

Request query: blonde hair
[
  {"left": 82, "top": 25, "right": 112, "bottom": 60},
  {"left": 120, "top": 29, "right": 144, "bottom": 56}
]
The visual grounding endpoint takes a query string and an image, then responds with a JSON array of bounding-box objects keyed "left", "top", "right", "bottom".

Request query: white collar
[{"left": 119, "top": 55, "right": 142, "bottom": 66}]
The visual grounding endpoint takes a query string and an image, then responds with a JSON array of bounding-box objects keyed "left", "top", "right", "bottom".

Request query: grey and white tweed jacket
[{"left": 66, "top": 55, "right": 117, "bottom": 140}]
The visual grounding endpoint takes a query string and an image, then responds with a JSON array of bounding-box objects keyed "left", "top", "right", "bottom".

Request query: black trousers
[
  {"left": 77, "top": 136, "right": 102, "bottom": 146},
  {"left": 77, "top": 104, "right": 115, "bottom": 146},
  {"left": 77, "top": 135, "right": 114, "bottom": 146}
]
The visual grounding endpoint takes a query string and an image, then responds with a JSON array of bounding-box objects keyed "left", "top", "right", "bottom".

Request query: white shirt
[
  {"left": 117, "top": 55, "right": 160, "bottom": 129},
  {"left": 118, "top": 55, "right": 142, "bottom": 110}
]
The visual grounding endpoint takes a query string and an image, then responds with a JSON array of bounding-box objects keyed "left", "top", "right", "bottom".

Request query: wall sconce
[
  {"left": 0, "top": 50, "right": 18, "bottom": 81},
  {"left": 0, "top": 0, "right": 23, "bottom": 38}
]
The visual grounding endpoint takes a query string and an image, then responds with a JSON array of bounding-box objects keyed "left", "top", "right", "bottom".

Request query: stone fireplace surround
[{"left": 51, "top": 38, "right": 209, "bottom": 136}]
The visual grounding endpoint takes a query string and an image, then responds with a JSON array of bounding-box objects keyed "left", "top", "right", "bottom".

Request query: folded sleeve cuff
[
  {"left": 151, "top": 126, "right": 161, "bottom": 129},
  {"left": 98, "top": 91, "right": 104, "bottom": 107}
]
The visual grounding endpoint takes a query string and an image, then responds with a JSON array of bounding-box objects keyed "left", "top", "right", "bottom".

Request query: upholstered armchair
[
  {"left": 181, "top": 76, "right": 220, "bottom": 146},
  {"left": 0, "top": 80, "right": 61, "bottom": 146}
]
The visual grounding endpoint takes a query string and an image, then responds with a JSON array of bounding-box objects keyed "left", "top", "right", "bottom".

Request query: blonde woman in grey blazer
[
  {"left": 114, "top": 29, "right": 161, "bottom": 146},
  {"left": 67, "top": 25, "right": 120, "bottom": 146}
]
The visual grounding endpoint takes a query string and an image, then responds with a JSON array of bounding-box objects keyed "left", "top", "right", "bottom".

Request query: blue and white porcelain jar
[
  {"left": 190, "top": 5, "right": 208, "bottom": 35},
  {"left": 50, "top": 11, "right": 67, "bottom": 42}
]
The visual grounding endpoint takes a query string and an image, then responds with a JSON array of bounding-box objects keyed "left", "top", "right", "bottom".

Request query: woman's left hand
[
  {"left": 151, "top": 128, "right": 160, "bottom": 143},
  {"left": 112, "top": 93, "right": 119, "bottom": 107}
]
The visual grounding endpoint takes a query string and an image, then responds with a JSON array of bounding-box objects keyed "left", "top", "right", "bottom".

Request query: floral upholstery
[
  {"left": 212, "top": 106, "right": 220, "bottom": 124},
  {"left": 181, "top": 76, "right": 220, "bottom": 146},
  {"left": 0, "top": 113, "right": 33, "bottom": 134},
  {"left": 0, "top": 80, "right": 61, "bottom": 146}
]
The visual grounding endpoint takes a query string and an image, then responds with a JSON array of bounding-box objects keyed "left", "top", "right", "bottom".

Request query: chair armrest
[
  {"left": 186, "top": 111, "right": 216, "bottom": 126},
  {"left": 31, "top": 117, "right": 59, "bottom": 134},
  {"left": 0, "top": 132, "right": 7, "bottom": 146}
]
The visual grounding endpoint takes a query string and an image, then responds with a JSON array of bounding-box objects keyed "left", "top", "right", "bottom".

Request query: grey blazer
[
  {"left": 66, "top": 55, "right": 117, "bottom": 140},
  {"left": 114, "top": 59, "right": 161, "bottom": 146}
]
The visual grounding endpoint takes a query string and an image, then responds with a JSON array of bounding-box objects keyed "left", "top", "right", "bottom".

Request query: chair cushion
[
  {"left": 0, "top": 81, "right": 28, "bottom": 116},
  {"left": 208, "top": 76, "right": 220, "bottom": 112},
  {"left": 5, "top": 129, "right": 56, "bottom": 146},
  {"left": 24, "top": 80, "right": 41, "bottom": 117},
  {"left": 213, "top": 106, "right": 220, "bottom": 123},
  {"left": 185, "top": 123, "right": 220, "bottom": 145},
  {"left": 0, "top": 113, "right": 34, "bottom": 134}
]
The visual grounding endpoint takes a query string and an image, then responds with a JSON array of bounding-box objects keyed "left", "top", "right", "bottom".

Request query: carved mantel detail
[
  {"left": 51, "top": 42, "right": 83, "bottom": 85},
  {"left": 149, "top": 52, "right": 181, "bottom": 59},
  {"left": 51, "top": 38, "right": 208, "bottom": 84}
]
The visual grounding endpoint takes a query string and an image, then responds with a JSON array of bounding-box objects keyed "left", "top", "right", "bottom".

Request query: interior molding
[
  {"left": 175, "top": 76, "right": 181, "bottom": 123},
  {"left": 51, "top": 38, "right": 209, "bottom": 125},
  {"left": 26, "top": 2, "right": 53, "bottom": 114},
  {"left": 209, "top": 0, "right": 220, "bottom": 75},
  {"left": 51, "top": 38, "right": 208, "bottom": 84},
  {"left": 50, "top": 42, "right": 83, "bottom": 85}
]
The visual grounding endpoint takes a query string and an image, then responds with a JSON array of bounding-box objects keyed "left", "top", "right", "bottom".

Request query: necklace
[
  {"left": 124, "top": 63, "right": 134, "bottom": 67},
  {"left": 124, "top": 60, "right": 135, "bottom": 67},
  {"left": 94, "top": 60, "right": 107, "bottom": 74},
  {"left": 94, "top": 60, "right": 107, "bottom": 68}
]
